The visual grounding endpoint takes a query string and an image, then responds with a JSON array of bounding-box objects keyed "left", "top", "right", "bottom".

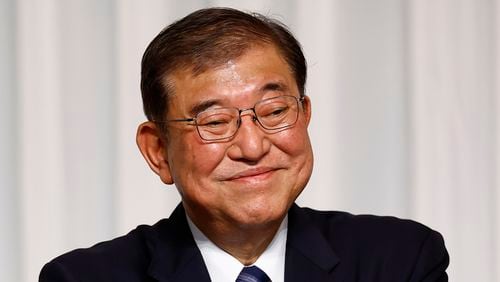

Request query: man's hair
[{"left": 140, "top": 7, "right": 307, "bottom": 123}]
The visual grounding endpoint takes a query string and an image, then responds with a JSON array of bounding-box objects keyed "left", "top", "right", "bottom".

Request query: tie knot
[{"left": 236, "top": 265, "right": 271, "bottom": 282}]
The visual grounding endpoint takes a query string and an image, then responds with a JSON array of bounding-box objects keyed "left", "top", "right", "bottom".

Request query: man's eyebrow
[
  {"left": 189, "top": 99, "right": 222, "bottom": 116},
  {"left": 260, "top": 81, "right": 289, "bottom": 93},
  {"left": 187, "top": 82, "right": 288, "bottom": 116}
]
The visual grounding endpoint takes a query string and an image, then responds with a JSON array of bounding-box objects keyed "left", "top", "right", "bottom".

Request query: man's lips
[{"left": 224, "top": 167, "right": 278, "bottom": 181}]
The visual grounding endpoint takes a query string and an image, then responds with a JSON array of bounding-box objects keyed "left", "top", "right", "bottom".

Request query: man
[{"left": 40, "top": 7, "right": 449, "bottom": 282}]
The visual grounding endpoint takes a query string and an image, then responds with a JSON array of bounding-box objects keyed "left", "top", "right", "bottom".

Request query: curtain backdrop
[{"left": 0, "top": 0, "right": 498, "bottom": 281}]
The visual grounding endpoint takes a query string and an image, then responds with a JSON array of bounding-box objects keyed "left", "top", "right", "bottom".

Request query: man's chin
[{"left": 230, "top": 205, "right": 287, "bottom": 229}]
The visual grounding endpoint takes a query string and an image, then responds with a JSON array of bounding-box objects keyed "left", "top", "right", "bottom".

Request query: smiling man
[{"left": 40, "top": 7, "right": 449, "bottom": 282}]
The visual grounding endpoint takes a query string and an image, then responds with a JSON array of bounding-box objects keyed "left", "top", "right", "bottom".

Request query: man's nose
[{"left": 226, "top": 111, "right": 271, "bottom": 162}]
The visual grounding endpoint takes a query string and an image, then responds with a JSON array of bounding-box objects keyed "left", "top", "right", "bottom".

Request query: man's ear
[
  {"left": 136, "top": 121, "right": 174, "bottom": 185},
  {"left": 302, "top": 95, "right": 312, "bottom": 126}
]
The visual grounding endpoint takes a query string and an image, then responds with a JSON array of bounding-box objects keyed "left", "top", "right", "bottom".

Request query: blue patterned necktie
[{"left": 236, "top": 265, "right": 271, "bottom": 282}]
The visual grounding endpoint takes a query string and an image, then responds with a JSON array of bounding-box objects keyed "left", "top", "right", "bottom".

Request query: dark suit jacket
[{"left": 39, "top": 203, "right": 449, "bottom": 281}]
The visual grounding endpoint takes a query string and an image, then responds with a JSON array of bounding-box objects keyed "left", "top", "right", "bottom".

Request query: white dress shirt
[{"left": 186, "top": 215, "right": 288, "bottom": 282}]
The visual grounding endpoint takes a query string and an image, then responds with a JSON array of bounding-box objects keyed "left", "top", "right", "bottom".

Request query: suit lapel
[
  {"left": 143, "top": 203, "right": 341, "bottom": 281},
  {"left": 285, "top": 204, "right": 340, "bottom": 282},
  {"left": 145, "top": 204, "right": 211, "bottom": 282}
]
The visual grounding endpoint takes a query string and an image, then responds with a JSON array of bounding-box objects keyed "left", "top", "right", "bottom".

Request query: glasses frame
[{"left": 159, "top": 95, "right": 305, "bottom": 141}]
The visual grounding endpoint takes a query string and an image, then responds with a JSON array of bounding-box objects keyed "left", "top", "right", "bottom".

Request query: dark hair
[{"left": 140, "top": 7, "right": 307, "bottom": 123}]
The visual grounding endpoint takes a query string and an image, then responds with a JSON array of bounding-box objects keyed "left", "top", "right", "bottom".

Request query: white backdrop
[{"left": 1, "top": 0, "right": 498, "bottom": 281}]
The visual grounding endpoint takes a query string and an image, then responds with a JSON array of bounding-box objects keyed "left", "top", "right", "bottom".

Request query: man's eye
[
  {"left": 264, "top": 107, "right": 288, "bottom": 117},
  {"left": 201, "top": 119, "right": 229, "bottom": 127}
]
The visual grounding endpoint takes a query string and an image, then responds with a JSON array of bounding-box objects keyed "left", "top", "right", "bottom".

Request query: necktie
[{"left": 236, "top": 265, "right": 271, "bottom": 282}]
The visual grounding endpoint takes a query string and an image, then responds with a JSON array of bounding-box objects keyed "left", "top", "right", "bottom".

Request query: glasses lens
[
  {"left": 195, "top": 108, "right": 239, "bottom": 140},
  {"left": 193, "top": 96, "right": 301, "bottom": 141},
  {"left": 255, "top": 96, "right": 299, "bottom": 129}
]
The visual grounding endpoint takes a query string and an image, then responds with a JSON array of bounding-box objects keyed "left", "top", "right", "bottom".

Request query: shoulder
[
  {"left": 291, "top": 206, "right": 449, "bottom": 280},
  {"left": 297, "top": 206, "right": 441, "bottom": 246},
  {"left": 39, "top": 220, "right": 167, "bottom": 282}
]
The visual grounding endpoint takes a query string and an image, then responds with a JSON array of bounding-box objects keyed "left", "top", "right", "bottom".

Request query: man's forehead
[
  {"left": 163, "top": 44, "right": 297, "bottom": 110},
  {"left": 165, "top": 43, "right": 288, "bottom": 81}
]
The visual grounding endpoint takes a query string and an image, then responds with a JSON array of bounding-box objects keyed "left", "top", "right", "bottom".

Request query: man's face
[{"left": 163, "top": 45, "right": 313, "bottom": 232}]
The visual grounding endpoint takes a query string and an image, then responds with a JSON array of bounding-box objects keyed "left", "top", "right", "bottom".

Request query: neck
[
  {"left": 218, "top": 225, "right": 281, "bottom": 265},
  {"left": 188, "top": 212, "right": 285, "bottom": 265}
]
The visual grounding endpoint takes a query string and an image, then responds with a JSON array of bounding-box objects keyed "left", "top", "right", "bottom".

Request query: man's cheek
[
  {"left": 275, "top": 130, "right": 308, "bottom": 154},
  {"left": 191, "top": 143, "right": 227, "bottom": 170}
]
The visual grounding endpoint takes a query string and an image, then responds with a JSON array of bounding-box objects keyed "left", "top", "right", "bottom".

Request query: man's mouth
[{"left": 225, "top": 167, "right": 278, "bottom": 181}]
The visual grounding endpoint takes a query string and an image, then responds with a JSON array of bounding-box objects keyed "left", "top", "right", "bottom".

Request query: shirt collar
[{"left": 186, "top": 214, "right": 288, "bottom": 282}]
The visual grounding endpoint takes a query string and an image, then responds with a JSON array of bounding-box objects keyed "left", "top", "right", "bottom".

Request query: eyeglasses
[{"left": 160, "top": 95, "right": 305, "bottom": 141}]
